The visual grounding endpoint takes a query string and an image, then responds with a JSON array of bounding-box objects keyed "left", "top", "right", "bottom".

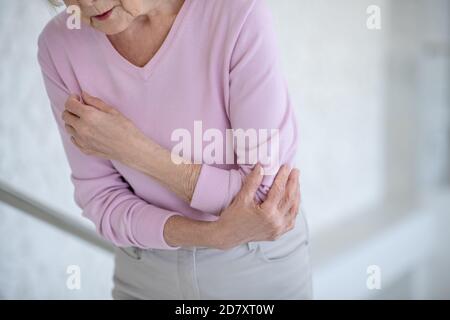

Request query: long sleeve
[
  {"left": 37, "top": 33, "right": 181, "bottom": 250},
  {"left": 190, "top": 0, "right": 299, "bottom": 215}
]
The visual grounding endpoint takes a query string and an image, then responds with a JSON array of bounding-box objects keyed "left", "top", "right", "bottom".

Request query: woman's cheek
[{"left": 120, "top": 0, "right": 144, "bottom": 17}]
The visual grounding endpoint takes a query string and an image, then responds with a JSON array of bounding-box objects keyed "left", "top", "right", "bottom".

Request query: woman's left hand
[{"left": 62, "top": 91, "right": 146, "bottom": 163}]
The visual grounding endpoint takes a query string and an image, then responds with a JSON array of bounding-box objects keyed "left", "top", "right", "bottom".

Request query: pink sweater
[{"left": 37, "top": 0, "right": 298, "bottom": 250}]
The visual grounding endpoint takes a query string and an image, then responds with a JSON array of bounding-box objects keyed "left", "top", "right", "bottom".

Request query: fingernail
[{"left": 254, "top": 163, "right": 263, "bottom": 175}]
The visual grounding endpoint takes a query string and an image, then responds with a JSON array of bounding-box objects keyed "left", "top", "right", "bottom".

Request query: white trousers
[{"left": 112, "top": 212, "right": 313, "bottom": 300}]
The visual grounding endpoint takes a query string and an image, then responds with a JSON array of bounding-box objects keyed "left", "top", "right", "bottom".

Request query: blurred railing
[
  {"left": 1, "top": 178, "right": 449, "bottom": 298},
  {"left": 0, "top": 180, "right": 114, "bottom": 253}
]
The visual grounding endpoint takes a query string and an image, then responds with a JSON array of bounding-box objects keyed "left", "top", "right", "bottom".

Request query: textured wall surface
[
  {"left": 268, "top": 0, "right": 386, "bottom": 230},
  {"left": 0, "top": 2, "right": 114, "bottom": 299},
  {"left": 0, "top": 0, "right": 448, "bottom": 299}
]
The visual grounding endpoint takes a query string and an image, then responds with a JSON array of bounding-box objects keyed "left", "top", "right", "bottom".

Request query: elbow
[{"left": 76, "top": 194, "right": 131, "bottom": 248}]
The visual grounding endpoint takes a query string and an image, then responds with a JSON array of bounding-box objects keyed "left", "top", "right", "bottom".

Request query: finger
[
  {"left": 64, "top": 123, "right": 77, "bottom": 136},
  {"left": 62, "top": 110, "right": 80, "bottom": 127},
  {"left": 264, "top": 165, "right": 291, "bottom": 208},
  {"left": 82, "top": 91, "right": 112, "bottom": 113},
  {"left": 288, "top": 186, "right": 301, "bottom": 218},
  {"left": 280, "top": 168, "right": 299, "bottom": 212},
  {"left": 65, "top": 95, "right": 85, "bottom": 117},
  {"left": 240, "top": 163, "right": 264, "bottom": 202},
  {"left": 70, "top": 136, "right": 85, "bottom": 151}
]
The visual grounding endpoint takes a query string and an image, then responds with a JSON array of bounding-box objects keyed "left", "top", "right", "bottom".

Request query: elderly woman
[{"left": 38, "top": 0, "right": 312, "bottom": 299}]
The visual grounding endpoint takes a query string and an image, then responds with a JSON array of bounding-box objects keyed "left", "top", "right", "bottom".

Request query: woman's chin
[
  {"left": 90, "top": 8, "right": 133, "bottom": 35},
  {"left": 93, "top": 20, "right": 131, "bottom": 35}
]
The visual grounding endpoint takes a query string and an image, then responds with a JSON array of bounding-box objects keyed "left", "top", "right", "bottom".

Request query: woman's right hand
[{"left": 214, "top": 164, "right": 301, "bottom": 250}]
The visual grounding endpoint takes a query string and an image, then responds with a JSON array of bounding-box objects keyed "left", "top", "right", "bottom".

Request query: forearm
[
  {"left": 124, "top": 134, "right": 201, "bottom": 203},
  {"left": 163, "top": 215, "right": 220, "bottom": 248}
]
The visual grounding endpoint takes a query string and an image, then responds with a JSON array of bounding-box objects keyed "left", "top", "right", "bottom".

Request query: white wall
[
  {"left": 268, "top": 0, "right": 386, "bottom": 232},
  {"left": 0, "top": 0, "right": 449, "bottom": 299}
]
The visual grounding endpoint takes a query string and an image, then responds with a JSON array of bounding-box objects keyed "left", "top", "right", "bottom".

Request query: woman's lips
[{"left": 93, "top": 8, "right": 114, "bottom": 21}]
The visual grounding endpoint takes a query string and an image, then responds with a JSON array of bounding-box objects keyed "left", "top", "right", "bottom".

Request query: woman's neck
[
  {"left": 109, "top": 0, "right": 184, "bottom": 43},
  {"left": 105, "top": 0, "right": 185, "bottom": 68},
  {"left": 141, "top": 0, "right": 185, "bottom": 17}
]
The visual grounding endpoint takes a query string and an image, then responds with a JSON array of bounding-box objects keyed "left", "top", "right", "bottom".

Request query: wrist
[
  {"left": 210, "top": 218, "right": 237, "bottom": 250},
  {"left": 182, "top": 163, "right": 202, "bottom": 203}
]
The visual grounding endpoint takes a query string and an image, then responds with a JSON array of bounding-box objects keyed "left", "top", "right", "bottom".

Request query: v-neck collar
[{"left": 92, "top": 0, "right": 192, "bottom": 81}]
